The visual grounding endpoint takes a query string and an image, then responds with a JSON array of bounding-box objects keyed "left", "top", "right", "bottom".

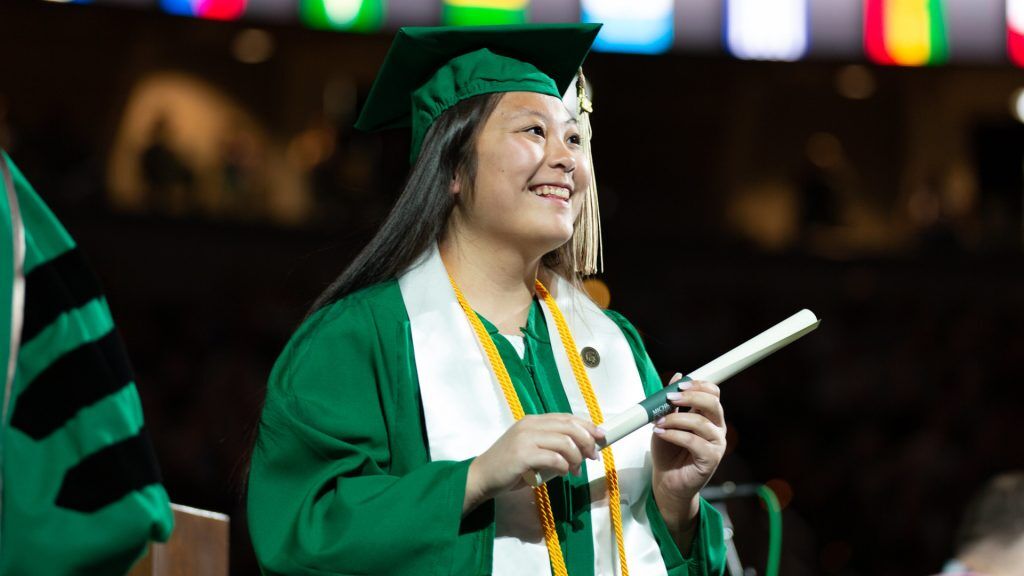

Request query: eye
[
  {"left": 568, "top": 133, "right": 582, "bottom": 146},
  {"left": 525, "top": 125, "right": 545, "bottom": 137}
]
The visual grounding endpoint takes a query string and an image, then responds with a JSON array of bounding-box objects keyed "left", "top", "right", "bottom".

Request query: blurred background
[{"left": 2, "top": 0, "right": 1023, "bottom": 574}]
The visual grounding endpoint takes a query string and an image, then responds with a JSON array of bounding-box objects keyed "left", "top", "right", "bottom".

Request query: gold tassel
[{"left": 572, "top": 67, "right": 604, "bottom": 276}]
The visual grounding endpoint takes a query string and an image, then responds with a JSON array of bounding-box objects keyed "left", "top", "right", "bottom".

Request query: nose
[{"left": 547, "top": 138, "right": 576, "bottom": 173}]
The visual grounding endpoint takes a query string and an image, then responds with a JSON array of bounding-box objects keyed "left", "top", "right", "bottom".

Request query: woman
[{"left": 248, "top": 23, "right": 727, "bottom": 576}]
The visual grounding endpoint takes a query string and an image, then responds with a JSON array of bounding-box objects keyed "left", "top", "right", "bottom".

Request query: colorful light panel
[
  {"left": 441, "top": 0, "right": 527, "bottom": 26},
  {"left": 160, "top": 0, "right": 246, "bottom": 20},
  {"left": 726, "top": 0, "right": 808, "bottom": 61},
  {"left": 581, "top": 0, "right": 673, "bottom": 55},
  {"left": 864, "top": 0, "right": 949, "bottom": 66},
  {"left": 1009, "top": 0, "right": 1024, "bottom": 66},
  {"left": 300, "top": 0, "right": 385, "bottom": 32}
]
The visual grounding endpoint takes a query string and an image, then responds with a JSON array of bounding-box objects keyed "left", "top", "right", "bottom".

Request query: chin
[
  {"left": 512, "top": 222, "right": 574, "bottom": 256},
  {"left": 536, "top": 231, "right": 574, "bottom": 255}
]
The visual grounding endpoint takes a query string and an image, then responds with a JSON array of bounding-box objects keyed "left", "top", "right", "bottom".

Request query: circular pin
[{"left": 581, "top": 346, "right": 600, "bottom": 368}]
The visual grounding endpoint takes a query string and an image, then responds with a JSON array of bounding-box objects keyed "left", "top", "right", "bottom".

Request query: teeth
[{"left": 532, "top": 185, "right": 570, "bottom": 199}]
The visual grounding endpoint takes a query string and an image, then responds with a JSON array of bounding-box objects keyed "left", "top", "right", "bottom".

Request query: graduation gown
[
  {"left": 0, "top": 152, "right": 173, "bottom": 575},
  {"left": 248, "top": 279, "right": 726, "bottom": 576}
]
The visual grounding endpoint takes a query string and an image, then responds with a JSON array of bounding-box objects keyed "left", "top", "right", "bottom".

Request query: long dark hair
[{"left": 308, "top": 93, "right": 502, "bottom": 314}]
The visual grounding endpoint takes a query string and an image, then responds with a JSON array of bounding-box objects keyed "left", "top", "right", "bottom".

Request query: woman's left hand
[{"left": 650, "top": 374, "right": 727, "bottom": 530}]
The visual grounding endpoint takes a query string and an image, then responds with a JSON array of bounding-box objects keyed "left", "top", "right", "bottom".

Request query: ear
[{"left": 450, "top": 172, "right": 463, "bottom": 196}]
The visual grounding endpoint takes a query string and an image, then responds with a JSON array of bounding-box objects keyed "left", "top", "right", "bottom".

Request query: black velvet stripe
[
  {"left": 21, "top": 247, "right": 105, "bottom": 344},
  {"left": 11, "top": 329, "right": 135, "bottom": 440},
  {"left": 56, "top": 427, "right": 163, "bottom": 513}
]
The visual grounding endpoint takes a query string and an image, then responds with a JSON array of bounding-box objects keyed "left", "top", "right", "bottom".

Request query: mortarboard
[{"left": 354, "top": 23, "right": 601, "bottom": 164}]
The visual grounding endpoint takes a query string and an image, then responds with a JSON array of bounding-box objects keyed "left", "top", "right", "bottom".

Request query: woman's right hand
[{"left": 463, "top": 414, "right": 604, "bottom": 514}]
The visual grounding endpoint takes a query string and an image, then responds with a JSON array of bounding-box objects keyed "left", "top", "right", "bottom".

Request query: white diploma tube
[{"left": 597, "top": 309, "right": 820, "bottom": 448}]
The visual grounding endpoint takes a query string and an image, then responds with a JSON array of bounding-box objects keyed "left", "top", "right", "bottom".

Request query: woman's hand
[
  {"left": 650, "top": 374, "right": 727, "bottom": 544},
  {"left": 464, "top": 414, "right": 604, "bottom": 514}
]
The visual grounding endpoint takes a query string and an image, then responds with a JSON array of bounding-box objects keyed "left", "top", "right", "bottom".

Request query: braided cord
[
  {"left": 535, "top": 280, "right": 629, "bottom": 576},
  {"left": 448, "top": 277, "right": 569, "bottom": 576}
]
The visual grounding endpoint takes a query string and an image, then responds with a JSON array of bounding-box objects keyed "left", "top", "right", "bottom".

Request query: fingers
[
  {"left": 665, "top": 391, "right": 724, "bottom": 427},
  {"left": 554, "top": 414, "right": 606, "bottom": 445},
  {"left": 477, "top": 413, "right": 607, "bottom": 497},
  {"left": 674, "top": 378, "right": 720, "bottom": 398},
  {"left": 502, "top": 414, "right": 604, "bottom": 481},
  {"left": 663, "top": 378, "right": 724, "bottom": 427},
  {"left": 654, "top": 411, "right": 726, "bottom": 446},
  {"left": 525, "top": 414, "right": 601, "bottom": 460},
  {"left": 534, "top": 434, "right": 584, "bottom": 475},
  {"left": 652, "top": 410, "right": 727, "bottom": 474},
  {"left": 527, "top": 449, "right": 573, "bottom": 478},
  {"left": 651, "top": 427, "right": 724, "bottom": 473}
]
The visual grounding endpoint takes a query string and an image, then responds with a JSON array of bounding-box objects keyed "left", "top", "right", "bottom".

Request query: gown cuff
[
  {"left": 645, "top": 491, "right": 727, "bottom": 575},
  {"left": 450, "top": 457, "right": 496, "bottom": 575}
]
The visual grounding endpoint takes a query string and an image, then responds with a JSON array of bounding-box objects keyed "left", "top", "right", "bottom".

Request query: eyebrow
[{"left": 507, "top": 107, "right": 577, "bottom": 125}]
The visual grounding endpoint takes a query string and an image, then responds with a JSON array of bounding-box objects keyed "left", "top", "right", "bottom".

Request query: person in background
[
  {"left": 0, "top": 150, "right": 173, "bottom": 575},
  {"left": 937, "top": 472, "right": 1024, "bottom": 576}
]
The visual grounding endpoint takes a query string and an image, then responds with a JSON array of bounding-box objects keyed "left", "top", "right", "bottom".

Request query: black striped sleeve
[
  {"left": 21, "top": 247, "right": 105, "bottom": 344},
  {"left": 55, "top": 427, "right": 163, "bottom": 512},
  {"left": 11, "top": 328, "right": 135, "bottom": 440}
]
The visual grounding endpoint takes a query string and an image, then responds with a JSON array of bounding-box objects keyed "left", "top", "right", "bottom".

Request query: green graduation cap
[{"left": 354, "top": 23, "right": 602, "bottom": 164}]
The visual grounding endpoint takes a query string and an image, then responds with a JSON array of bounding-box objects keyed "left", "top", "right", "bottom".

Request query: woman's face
[{"left": 453, "top": 91, "right": 591, "bottom": 257}]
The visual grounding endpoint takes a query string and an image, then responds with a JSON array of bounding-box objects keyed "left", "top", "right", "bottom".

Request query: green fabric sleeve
[
  {"left": 248, "top": 290, "right": 491, "bottom": 576},
  {"left": 603, "top": 308, "right": 727, "bottom": 576},
  {"left": 0, "top": 152, "right": 173, "bottom": 576}
]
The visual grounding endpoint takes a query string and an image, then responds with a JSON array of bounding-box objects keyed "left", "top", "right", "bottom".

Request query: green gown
[
  {"left": 0, "top": 152, "right": 173, "bottom": 575},
  {"left": 248, "top": 280, "right": 726, "bottom": 576}
]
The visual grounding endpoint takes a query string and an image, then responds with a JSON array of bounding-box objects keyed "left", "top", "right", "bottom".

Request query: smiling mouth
[{"left": 530, "top": 184, "right": 571, "bottom": 201}]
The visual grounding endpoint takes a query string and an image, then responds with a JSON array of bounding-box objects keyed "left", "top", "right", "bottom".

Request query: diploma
[{"left": 597, "top": 309, "right": 820, "bottom": 448}]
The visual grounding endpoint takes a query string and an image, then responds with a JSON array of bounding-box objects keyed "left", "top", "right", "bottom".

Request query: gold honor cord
[
  {"left": 449, "top": 276, "right": 628, "bottom": 576},
  {"left": 534, "top": 281, "right": 628, "bottom": 576}
]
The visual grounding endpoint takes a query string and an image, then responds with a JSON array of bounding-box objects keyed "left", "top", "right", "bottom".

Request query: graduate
[{"left": 248, "top": 24, "right": 727, "bottom": 576}]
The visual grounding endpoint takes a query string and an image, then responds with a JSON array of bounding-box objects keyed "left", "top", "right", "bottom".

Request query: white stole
[{"left": 398, "top": 245, "right": 665, "bottom": 576}]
